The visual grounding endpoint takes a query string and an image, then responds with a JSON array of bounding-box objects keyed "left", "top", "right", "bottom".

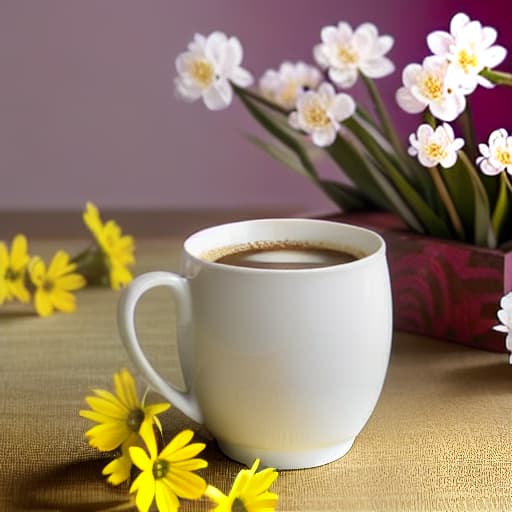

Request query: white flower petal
[
  {"left": 360, "top": 57, "right": 394, "bottom": 78},
  {"left": 321, "top": 25, "right": 342, "bottom": 45},
  {"left": 202, "top": 81, "right": 232, "bottom": 110},
  {"left": 493, "top": 324, "right": 509, "bottom": 333},
  {"left": 289, "top": 112, "right": 301, "bottom": 130},
  {"left": 478, "top": 143, "right": 490, "bottom": 158},
  {"left": 328, "top": 67, "right": 358, "bottom": 88},
  {"left": 479, "top": 158, "right": 502, "bottom": 175},
  {"left": 427, "top": 31, "right": 454, "bottom": 55},
  {"left": 313, "top": 44, "right": 329, "bottom": 68},
  {"left": 450, "top": 13, "right": 470, "bottom": 37},
  {"left": 229, "top": 67, "right": 254, "bottom": 87},
  {"left": 174, "top": 78, "right": 202, "bottom": 101},
  {"left": 402, "top": 63, "right": 422, "bottom": 87},
  {"left": 312, "top": 125, "right": 337, "bottom": 147},
  {"left": 205, "top": 31, "right": 228, "bottom": 64},
  {"left": 329, "top": 93, "right": 356, "bottom": 122},
  {"left": 335, "top": 22, "right": 353, "bottom": 42},
  {"left": 440, "top": 151, "right": 457, "bottom": 168},
  {"left": 396, "top": 87, "right": 425, "bottom": 114},
  {"left": 483, "top": 45, "right": 507, "bottom": 68},
  {"left": 417, "top": 124, "right": 434, "bottom": 143},
  {"left": 375, "top": 35, "right": 394, "bottom": 56},
  {"left": 418, "top": 152, "right": 437, "bottom": 168},
  {"left": 481, "top": 26, "right": 498, "bottom": 47}
]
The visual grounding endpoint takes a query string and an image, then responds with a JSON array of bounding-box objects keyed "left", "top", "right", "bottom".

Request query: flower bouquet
[{"left": 173, "top": 13, "right": 512, "bottom": 352}]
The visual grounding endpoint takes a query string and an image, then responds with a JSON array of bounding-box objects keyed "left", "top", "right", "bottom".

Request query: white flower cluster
[
  {"left": 397, "top": 13, "right": 509, "bottom": 172},
  {"left": 494, "top": 292, "right": 512, "bottom": 364},
  {"left": 174, "top": 22, "right": 395, "bottom": 147}
]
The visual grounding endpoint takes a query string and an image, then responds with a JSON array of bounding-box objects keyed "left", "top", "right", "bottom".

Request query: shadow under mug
[{"left": 118, "top": 218, "right": 392, "bottom": 470}]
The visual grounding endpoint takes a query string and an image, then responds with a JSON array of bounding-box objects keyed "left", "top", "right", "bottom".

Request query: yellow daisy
[
  {"left": 80, "top": 369, "right": 170, "bottom": 485},
  {"left": 1, "top": 234, "right": 31, "bottom": 303},
  {"left": 29, "top": 250, "right": 86, "bottom": 317},
  {"left": 129, "top": 425, "right": 208, "bottom": 512},
  {"left": 83, "top": 202, "right": 135, "bottom": 290},
  {"left": 0, "top": 243, "right": 8, "bottom": 305},
  {"left": 205, "top": 459, "right": 279, "bottom": 512}
]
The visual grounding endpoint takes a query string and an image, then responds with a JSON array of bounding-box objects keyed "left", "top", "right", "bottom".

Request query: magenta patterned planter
[{"left": 324, "top": 212, "right": 512, "bottom": 352}]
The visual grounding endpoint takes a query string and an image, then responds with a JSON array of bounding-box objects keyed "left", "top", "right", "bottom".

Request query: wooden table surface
[{"left": 1, "top": 212, "right": 511, "bottom": 511}]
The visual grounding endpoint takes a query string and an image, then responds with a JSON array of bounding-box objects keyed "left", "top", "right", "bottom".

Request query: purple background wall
[{"left": 0, "top": 0, "right": 510, "bottom": 212}]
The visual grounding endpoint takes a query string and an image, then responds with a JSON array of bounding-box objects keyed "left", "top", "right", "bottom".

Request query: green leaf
[
  {"left": 458, "top": 151, "right": 496, "bottom": 247},
  {"left": 236, "top": 89, "right": 318, "bottom": 179},
  {"left": 317, "top": 180, "right": 370, "bottom": 211},
  {"left": 491, "top": 173, "right": 510, "bottom": 245},
  {"left": 244, "top": 134, "right": 313, "bottom": 179},
  {"left": 442, "top": 160, "right": 475, "bottom": 238},
  {"left": 344, "top": 117, "right": 451, "bottom": 238},
  {"left": 329, "top": 136, "right": 425, "bottom": 232}
]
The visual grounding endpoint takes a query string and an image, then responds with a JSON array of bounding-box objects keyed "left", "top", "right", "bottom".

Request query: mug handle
[{"left": 117, "top": 271, "right": 203, "bottom": 424}]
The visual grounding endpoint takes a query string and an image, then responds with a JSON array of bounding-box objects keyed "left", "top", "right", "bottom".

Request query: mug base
[{"left": 217, "top": 437, "right": 356, "bottom": 470}]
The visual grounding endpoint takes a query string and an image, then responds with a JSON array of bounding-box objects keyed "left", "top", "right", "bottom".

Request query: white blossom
[
  {"left": 259, "top": 61, "right": 322, "bottom": 110},
  {"left": 313, "top": 22, "right": 394, "bottom": 88},
  {"left": 427, "top": 12, "right": 507, "bottom": 93},
  {"left": 493, "top": 292, "right": 512, "bottom": 364},
  {"left": 476, "top": 129, "right": 512, "bottom": 176},
  {"left": 396, "top": 56, "right": 466, "bottom": 122},
  {"left": 175, "top": 32, "right": 253, "bottom": 111},
  {"left": 408, "top": 123, "right": 464, "bottom": 168},
  {"left": 289, "top": 82, "right": 355, "bottom": 147}
]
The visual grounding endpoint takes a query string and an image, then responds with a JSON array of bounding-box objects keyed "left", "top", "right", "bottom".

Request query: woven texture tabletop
[{"left": 1, "top": 237, "right": 511, "bottom": 512}]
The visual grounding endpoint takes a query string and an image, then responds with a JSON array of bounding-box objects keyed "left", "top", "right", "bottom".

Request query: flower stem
[
  {"left": 480, "top": 68, "right": 512, "bottom": 86},
  {"left": 459, "top": 98, "right": 477, "bottom": 161},
  {"left": 232, "top": 84, "right": 289, "bottom": 115},
  {"left": 429, "top": 166, "right": 465, "bottom": 240},
  {"left": 360, "top": 74, "right": 405, "bottom": 159}
]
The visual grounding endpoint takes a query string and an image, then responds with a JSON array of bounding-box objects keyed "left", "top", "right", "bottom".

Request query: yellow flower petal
[
  {"left": 85, "top": 395, "right": 128, "bottom": 419},
  {"left": 167, "top": 442, "right": 206, "bottom": 463},
  {"left": 144, "top": 402, "right": 171, "bottom": 417},
  {"left": 34, "top": 289, "right": 54, "bottom": 317},
  {"left": 155, "top": 479, "right": 180, "bottom": 512},
  {"left": 56, "top": 273, "right": 86, "bottom": 291},
  {"left": 47, "top": 250, "right": 75, "bottom": 278},
  {"left": 132, "top": 471, "right": 155, "bottom": 512},
  {"left": 50, "top": 289, "right": 77, "bottom": 313},
  {"left": 129, "top": 446, "right": 153, "bottom": 473},
  {"left": 0, "top": 243, "right": 8, "bottom": 271},
  {"left": 172, "top": 457, "right": 209, "bottom": 471},
  {"left": 83, "top": 202, "right": 103, "bottom": 238},
  {"left": 10, "top": 234, "right": 30, "bottom": 269},
  {"left": 166, "top": 467, "right": 207, "bottom": 500},
  {"left": 29, "top": 257, "right": 46, "bottom": 287},
  {"left": 139, "top": 420, "right": 158, "bottom": 460},
  {"left": 85, "top": 422, "right": 128, "bottom": 451},
  {"left": 102, "top": 442, "right": 133, "bottom": 486},
  {"left": 159, "top": 429, "right": 195, "bottom": 459},
  {"left": 205, "top": 485, "right": 227, "bottom": 504}
]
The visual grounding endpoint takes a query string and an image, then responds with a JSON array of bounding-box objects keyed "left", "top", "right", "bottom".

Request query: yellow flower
[
  {"left": 129, "top": 425, "right": 208, "bottom": 512},
  {"left": 83, "top": 202, "right": 135, "bottom": 290},
  {"left": 205, "top": 459, "right": 278, "bottom": 512},
  {"left": 29, "top": 250, "right": 86, "bottom": 317},
  {"left": 0, "top": 234, "right": 31, "bottom": 304},
  {"left": 80, "top": 369, "right": 170, "bottom": 485},
  {"left": 0, "top": 244, "right": 8, "bottom": 305}
]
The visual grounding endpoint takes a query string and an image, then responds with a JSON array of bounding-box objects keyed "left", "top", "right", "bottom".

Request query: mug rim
[{"left": 183, "top": 218, "right": 386, "bottom": 274}]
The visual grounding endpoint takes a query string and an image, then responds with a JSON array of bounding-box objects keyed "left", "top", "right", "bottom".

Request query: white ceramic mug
[{"left": 118, "top": 219, "right": 392, "bottom": 469}]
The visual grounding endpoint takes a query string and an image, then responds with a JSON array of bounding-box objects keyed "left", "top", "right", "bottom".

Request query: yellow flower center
[
  {"left": 232, "top": 498, "right": 248, "bottom": 512},
  {"left": 337, "top": 45, "right": 358, "bottom": 65},
  {"left": 189, "top": 59, "right": 215, "bottom": 87},
  {"left": 496, "top": 147, "right": 512, "bottom": 165},
  {"left": 152, "top": 459, "right": 169, "bottom": 480},
  {"left": 303, "top": 103, "right": 330, "bottom": 128},
  {"left": 279, "top": 82, "right": 299, "bottom": 107},
  {"left": 425, "top": 142, "right": 447, "bottom": 161},
  {"left": 42, "top": 279, "right": 54, "bottom": 292},
  {"left": 457, "top": 49, "right": 478, "bottom": 73},
  {"left": 126, "top": 408, "right": 145, "bottom": 432},
  {"left": 421, "top": 74, "right": 443, "bottom": 100}
]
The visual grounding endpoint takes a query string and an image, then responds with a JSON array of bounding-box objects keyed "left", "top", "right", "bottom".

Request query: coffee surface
[{"left": 214, "top": 243, "right": 358, "bottom": 269}]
